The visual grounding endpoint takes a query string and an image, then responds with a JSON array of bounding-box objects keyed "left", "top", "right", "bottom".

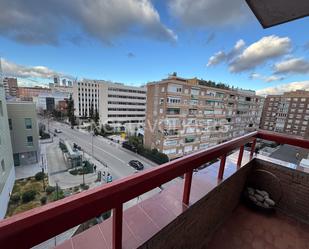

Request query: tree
[
  {"left": 89, "top": 102, "right": 94, "bottom": 119},
  {"left": 67, "top": 94, "right": 76, "bottom": 127},
  {"left": 94, "top": 108, "right": 99, "bottom": 125}
]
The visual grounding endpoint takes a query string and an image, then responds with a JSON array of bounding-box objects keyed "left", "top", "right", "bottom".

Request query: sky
[{"left": 0, "top": 0, "right": 309, "bottom": 95}]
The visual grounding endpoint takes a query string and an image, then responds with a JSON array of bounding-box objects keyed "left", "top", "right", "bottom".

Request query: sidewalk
[{"left": 15, "top": 143, "right": 48, "bottom": 180}]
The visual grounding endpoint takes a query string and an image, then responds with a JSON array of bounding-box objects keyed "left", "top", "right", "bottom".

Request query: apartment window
[
  {"left": 161, "top": 87, "right": 165, "bottom": 93},
  {"left": 1, "top": 159, "right": 5, "bottom": 174},
  {"left": 293, "top": 98, "right": 298, "bottom": 101},
  {"left": 0, "top": 100, "right": 3, "bottom": 116},
  {"left": 301, "top": 98, "right": 306, "bottom": 102},
  {"left": 301, "top": 126, "right": 307, "bottom": 131},
  {"left": 25, "top": 118, "right": 32, "bottom": 129},
  {"left": 27, "top": 136, "right": 34, "bottom": 146},
  {"left": 8, "top": 119, "right": 12, "bottom": 130}
]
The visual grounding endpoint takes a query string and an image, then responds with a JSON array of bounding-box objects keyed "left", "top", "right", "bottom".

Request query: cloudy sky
[{"left": 0, "top": 0, "right": 309, "bottom": 94}]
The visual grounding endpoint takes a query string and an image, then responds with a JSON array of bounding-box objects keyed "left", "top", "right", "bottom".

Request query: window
[
  {"left": 1, "top": 159, "right": 5, "bottom": 174},
  {"left": 27, "top": 136, "right": 34, "bottom": 146},
  {"left": 25, "top": 118, "right": 32, "bottom": 129},
  {"left": 8, "top": 119, "right": 12, "bottom": 130}
]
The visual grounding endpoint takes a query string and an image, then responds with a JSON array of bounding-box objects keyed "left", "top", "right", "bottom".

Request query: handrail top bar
[{"left": 0, "top": 130, "right": 308, "bottom": 248}]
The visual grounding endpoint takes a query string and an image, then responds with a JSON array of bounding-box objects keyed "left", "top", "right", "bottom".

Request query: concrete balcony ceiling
[{"left": 246, "top": 0, "right": 309, "bottom": 28}]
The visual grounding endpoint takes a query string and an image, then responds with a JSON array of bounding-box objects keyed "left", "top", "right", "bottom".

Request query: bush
[
  {"left": 45, "top": 186, "right": 55, "bottom": 195},
  {"left": 22, "top": 190, "right": 36, "bottom": 203},
  {"left": 51, "top": 186, "right": 64, "bottom": 201},
  {"left": 10, "top": 194, "right": 20, "bottom": 204},
  {"left": 35, "top": 172, "right": 45, "bottom": 181},
  {"left": 80, "top": 184, "right": 89, "bottom": 190},
  {"left": 40, "top": 196, "right": 47, "bottom": 205}
]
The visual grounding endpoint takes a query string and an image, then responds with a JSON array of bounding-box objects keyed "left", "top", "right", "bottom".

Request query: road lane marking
[{"left": 60, "top": 129, "right": 126, "bottom": 164}]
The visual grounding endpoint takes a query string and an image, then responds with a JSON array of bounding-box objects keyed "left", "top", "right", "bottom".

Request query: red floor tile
[
  {"left": 207, "top": 204, "right": 309, "bottom": 249},
  {"left": 71, "top": 225, "right": 108, "bottom": 249}
]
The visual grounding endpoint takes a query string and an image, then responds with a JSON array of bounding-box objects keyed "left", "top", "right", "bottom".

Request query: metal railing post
[
  {"left": 250, "top": 138, "right": 257, "bottom": 160},
  {"left": 218, "top": 154, "right": 227, "bottom": 180},
  {"left": 237, "top": 146, "right": 244, "bottom": 168},
  {"left": 183, "top": 169, "right": 193, "bottom": 206},
  {"left": 113, "top": 204, "right": 123, "bottom": 249}
]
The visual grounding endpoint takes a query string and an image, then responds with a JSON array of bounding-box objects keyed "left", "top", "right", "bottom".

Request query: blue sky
[{"left": 0, "top": 0, "right": 309, "bottom": 95}]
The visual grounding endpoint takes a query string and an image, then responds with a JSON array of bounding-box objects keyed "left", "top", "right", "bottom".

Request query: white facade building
[
  {"left": 0, "top": 80, "right": 15, "bottom": 219},
  {"left": 73, "top": 80, "right": 146, "bottom": 133}
]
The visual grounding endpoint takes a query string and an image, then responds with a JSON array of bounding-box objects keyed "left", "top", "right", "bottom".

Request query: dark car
[{"left": 128, "top": 160, "right": 144, "bottom": 170}]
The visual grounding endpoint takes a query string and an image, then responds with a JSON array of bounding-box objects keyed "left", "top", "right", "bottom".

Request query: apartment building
[
  {"left": 73, "top": 80, "right": 146, "bottom": 133},
  {"left": 144, "top": 76, "right": 264, "bottom": 160},
  {"left": 17, "top": 86, "right": 51, "bottom": 100},
  {"left": 0, "top": 81, "right": 15, "bottom": 219},
  {"left": 3, "top": 77, "right": 18, "bottom": 97},
  {"left": 7, "top": 102, "right": 40, "bottom": 166},
  {"left": 260, "top": 90, "right": 309, "bottom": 138}
]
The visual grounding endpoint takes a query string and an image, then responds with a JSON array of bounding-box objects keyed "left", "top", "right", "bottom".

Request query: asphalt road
[{"left": 46, "top": 120, "right": 157, "bottom": 180}]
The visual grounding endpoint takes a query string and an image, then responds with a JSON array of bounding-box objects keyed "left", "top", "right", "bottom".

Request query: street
[{"left": 46, "top": 120, "right": 157, "bottom": 181}]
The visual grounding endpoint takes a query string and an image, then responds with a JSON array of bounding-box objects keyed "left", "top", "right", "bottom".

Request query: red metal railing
[{"left": 1, "top": 130, "right": 309, "bottom": 249}]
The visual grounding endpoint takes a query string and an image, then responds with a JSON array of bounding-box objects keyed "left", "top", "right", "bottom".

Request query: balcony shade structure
[
  {"left": 0, "top": 131, "right": 309, "bottom": 249},
  {"left": 246, "top": 0, "right": 309, "bottom": 28}
]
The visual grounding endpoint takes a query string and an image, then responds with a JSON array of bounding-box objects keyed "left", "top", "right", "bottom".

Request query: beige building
[
  {"left": 73, "top": 80, "right": 146, "bottom": 133},
  {"left": 7, "top": 102, "right": 40, "bottom": 166},
  {"left": 144, "top": 75, "right": 264, "bottom": 160},
  {"left": 260, "top": 90, "right": 309, "bottom": 138},
  {"left": 0, "top": 80, "right": 15, "bottom": 218}
]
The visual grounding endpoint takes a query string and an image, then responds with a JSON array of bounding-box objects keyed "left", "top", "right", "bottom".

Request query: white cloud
[
  {"left": 207, "top": 39, "right": 245, "bottom": 67},
  {"left": 264, "top": 75, "right": 284, "bottom": 82},
  {"left": 1, "top": 58, "right": 70, "bottom": 79},
  {"left": 0, "top": 0, "right": 176, "bottom": 45},
  {"left": 249, "top": 73, "right": 284, "bottom": 82},
  {"left": 274, "top": 58, "right": 309, "bottom": 74},
  {"left": 229, "top": 36, "right": 291, "bottom": 72},
  {"left": 207, "top": 51, "right": 226, "bottom": 66},
  {"left": 256, "top": 81, "right": 309, "bottom": 95},
  {"left": 169, "top": 0, "right": 251, "bottom": 27}
]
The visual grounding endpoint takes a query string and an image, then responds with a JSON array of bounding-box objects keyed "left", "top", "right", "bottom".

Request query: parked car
[
  {"left": 54, "top": 129, "right": 62, "bottom": 133},
  {"left": 128, "top": 160, "right": 144, "bottom": 170}
]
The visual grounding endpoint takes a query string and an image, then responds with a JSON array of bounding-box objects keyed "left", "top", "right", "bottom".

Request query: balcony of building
[{"left": 1, "top": 131, "right": 309, "bottom": 249}]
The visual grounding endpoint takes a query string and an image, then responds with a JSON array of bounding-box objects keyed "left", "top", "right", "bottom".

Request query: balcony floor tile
[{"left": 207, "top": 204, "right": 309, "bottom": 249}]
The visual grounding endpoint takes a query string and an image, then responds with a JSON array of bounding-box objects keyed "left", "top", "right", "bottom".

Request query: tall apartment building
[
  {"left": 0, "top": 79, "right": 15, "bottom": 218},
  {"left": 73, "top": 80, "right": 146, "bottom": 133},
  {"left": 7, "top": 102, "right": 40, "bottom": 166},
  {"left": 260, "top": 90, "right": 309, "bottom": 138},
  {"left": 144, "top": 76, "right": 264, "bottom": 160},
  {"left": 3, "top": 77, "right": 18, "bottom": 97}
]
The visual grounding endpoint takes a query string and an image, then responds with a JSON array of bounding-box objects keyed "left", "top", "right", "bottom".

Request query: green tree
[
  {"left": 94, "top": 108, "right": 99, "bottom": 125},
  {"left": 67, "top": 94, "right": 76, "bottom": 127},
  {"left": 89, "top": 102, "right": 94, "bottom": 119}
]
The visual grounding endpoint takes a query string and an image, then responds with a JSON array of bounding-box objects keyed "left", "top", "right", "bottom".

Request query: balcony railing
[{"left": 1, "top": 131, "right": 309, "bottom": 249}]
